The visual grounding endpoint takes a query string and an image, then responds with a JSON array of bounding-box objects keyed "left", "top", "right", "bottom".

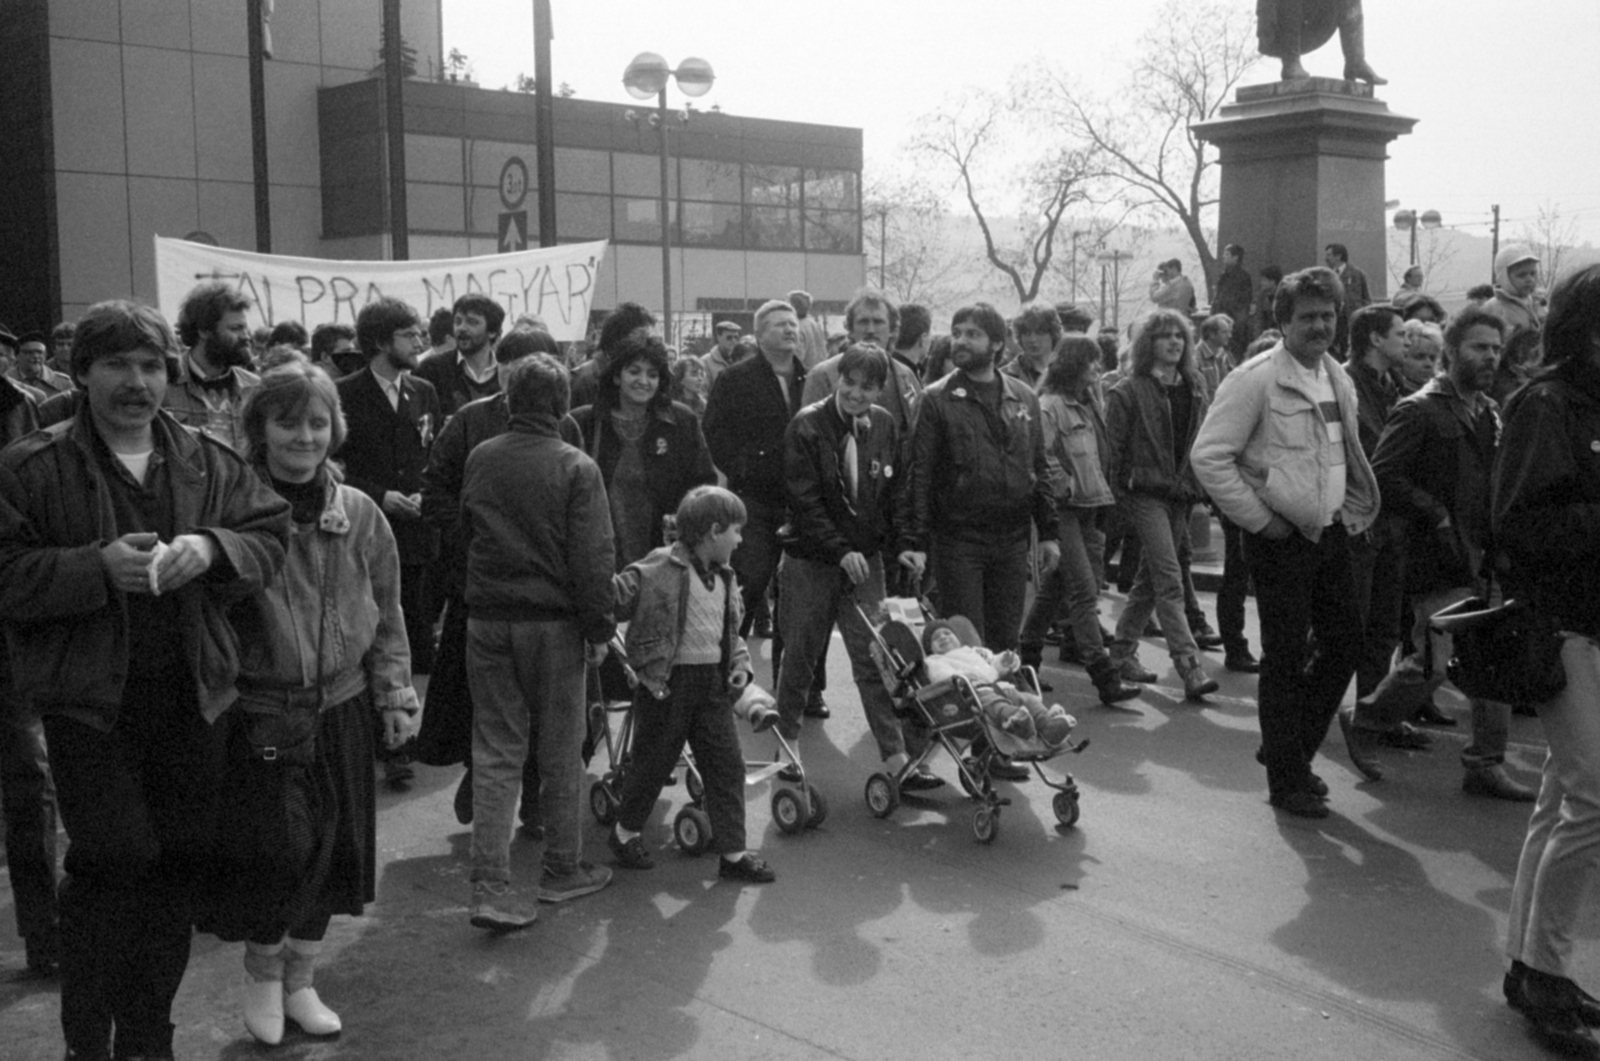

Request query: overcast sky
[{"left": 440, "top": 0, "right": 1600, "bottom": 247}]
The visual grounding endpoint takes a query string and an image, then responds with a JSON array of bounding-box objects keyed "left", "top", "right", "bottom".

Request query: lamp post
[
  {"left": 623, "top": 52, "right": 715, "bottom": 344},
  {"left": 1095, "top": 249, "right": 1134, "bottom": 330},
  {"left": 1392, "top": 206, "right": 1442, "bottom": 266}
]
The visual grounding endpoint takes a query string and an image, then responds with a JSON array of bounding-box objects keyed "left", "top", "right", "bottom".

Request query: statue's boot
[
  {"left": 1276, "top": 0, "right": 1310, "bottom": 81},
  {"left": 1340, "top": 11, "right": 1387, "bottom": 85}
]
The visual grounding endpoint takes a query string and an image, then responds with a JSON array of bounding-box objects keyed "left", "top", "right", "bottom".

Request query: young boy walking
[{"left": 606, "top": 486, "right": 776, "bottom": 883}]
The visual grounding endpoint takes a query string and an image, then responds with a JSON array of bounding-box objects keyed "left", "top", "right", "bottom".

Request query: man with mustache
[
  {"left": 1368, "top": 307, "right": 1533, "bottom": 801},
  {"left": 167, "top": 282, "right": 261, "bottom": 451},
  {"left": 1191, "top": 267, "right": 1380, "bottom": 819}
]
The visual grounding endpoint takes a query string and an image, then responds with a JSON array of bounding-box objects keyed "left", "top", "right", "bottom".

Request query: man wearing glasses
[{"left": 337, "top": 301, "right": 442, "bottom": 786}]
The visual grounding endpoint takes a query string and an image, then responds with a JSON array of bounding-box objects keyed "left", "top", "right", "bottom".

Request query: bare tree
[
  {"left": 1518, "top": 201, "right": 1581, "bottom": 284},
  {"left": 1032, "top": 0, "right": 1260, "bottom": 300},
  {"left": 910, "top": 87, "right": 1097, "bottom": 306},
  {"left": 861, "top": 171, "right": 971, "bottom": 313},
  {"left": 1386, "top": 226, "right": 1459, "bottom": 294}
]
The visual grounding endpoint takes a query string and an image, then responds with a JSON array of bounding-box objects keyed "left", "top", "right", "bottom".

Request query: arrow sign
[{"left": 497, "top": 211, "right": 528, "bottom": 254}]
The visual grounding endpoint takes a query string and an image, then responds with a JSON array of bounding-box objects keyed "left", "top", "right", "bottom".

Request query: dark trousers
[
  {"left": 1246, "top": 523, "right": 1362, "bottom": 800},
  {"left": 616, "top": 665, "right": 747, "bottom": 856},
  {"left": 43, "top": 679, "right": 224, "bottom": 1059},
  {"left": 731, "top": 498, "right": 784, "bottom": 627},
  {"left": 932, "top": 533, "right": 1031, "bottom": 652},
  {"left": 1, "top": 656, "right": 58, "bottom": 953},
  {"left": 399, "top": 560, "right": 434, "bottom": 674},
  {"left": 1217, "top": 514, "right": 1252, "bottom": 655},
  {"left": 1348, "top": 523, "right": 1407, "bottom": 703}
]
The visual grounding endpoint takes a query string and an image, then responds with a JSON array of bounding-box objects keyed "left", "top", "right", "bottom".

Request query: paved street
[{"left": 1, "top": 589, "right": 1587, "bottom": 1061}]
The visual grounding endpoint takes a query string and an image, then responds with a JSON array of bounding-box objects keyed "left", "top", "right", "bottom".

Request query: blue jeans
[
  {"left": 1111, "top": 493, "right": 1200, "bottom": 663},
  {"left": 467, "top": 617, "right": 587, "bottom": 881},
  {"left": 1021, "top": 506, "right": 1109, "bottom": 667},
  {"left": 775, "top": 553, "right": 910, "bottom": 758},
  {"left": 1507, "top": 635, "right": 1600, "bottom": 977},
  {"left": 932, "top": 533, "right": 1031, "bottom": 652},
  {"left": 731, "top": 498, "right": 784, "bottom": 623},
  {"left": 0, "top": 680, "right": 57, "bottom": 949}
]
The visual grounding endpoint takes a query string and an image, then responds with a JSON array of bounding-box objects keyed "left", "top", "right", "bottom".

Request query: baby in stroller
[{"left": 921, "top": 620, "right": 1076, "bottom": 751}]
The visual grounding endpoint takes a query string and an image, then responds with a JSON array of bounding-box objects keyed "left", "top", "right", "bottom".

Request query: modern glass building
[{"left": 0, "top": 0, "right": 863, "bottom": 339}]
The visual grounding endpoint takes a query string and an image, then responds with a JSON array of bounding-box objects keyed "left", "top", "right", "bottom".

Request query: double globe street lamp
[{"left": 622, "top": 52, "right": 715, "bottom": 343}]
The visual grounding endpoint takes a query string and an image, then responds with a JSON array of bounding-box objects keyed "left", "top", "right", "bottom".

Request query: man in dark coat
[
  {"left": 0, "top": 300, "right": 288, "bottom": 1060},
  {"left": 1370, "top": 306, "right": 1534, "bottom": 801},
  {"left": 1212, "top": 244, "right": 1255, "bottom": 359}
]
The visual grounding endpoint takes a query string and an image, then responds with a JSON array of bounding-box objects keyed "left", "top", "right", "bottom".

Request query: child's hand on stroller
[{"left": 996, "top": 650, "right": 1021, "bottom": 675}]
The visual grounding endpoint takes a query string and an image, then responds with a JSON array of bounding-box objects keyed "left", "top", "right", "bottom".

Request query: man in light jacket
[{"left": 1190, "top": 267, "right": 1380, "bottom": 820}]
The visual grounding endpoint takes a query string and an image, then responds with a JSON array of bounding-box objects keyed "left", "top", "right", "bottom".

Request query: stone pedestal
[{"left": 1192, "top": 79, "right": 1416, "bottom": 300}]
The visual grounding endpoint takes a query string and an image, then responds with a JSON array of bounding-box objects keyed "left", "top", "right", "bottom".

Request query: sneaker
[
  {"left": 1463, "top": 764, "right": 1537, "bottom": 802},
  {"left": 1178, "top": 658, "right": 1219, "bottom": 700},
  {"left": 470, "top": 881, "right": 539, "bottom": 931},
  {"left": 537, "top": 861, "right": 614, "bottom": 903},
  {"left": 899, "top": 767, "right": 945, "bottom": 792},
  {"left": 608, "top": 830, "right": 656, "bottom": 870},
  {"left": 1114, "top": 656, "right": 1158, "bottom": 683},
  {"left": 1270, "top": 790, "right": 1330, "bottom": 819},
  {"left": 718, "top": 853, "right": 776, "bottom": 883}
]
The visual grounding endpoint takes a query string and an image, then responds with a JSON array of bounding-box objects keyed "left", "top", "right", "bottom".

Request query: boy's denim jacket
[{"left": 612, "top": 541, "right": 751, "bottom": 700}]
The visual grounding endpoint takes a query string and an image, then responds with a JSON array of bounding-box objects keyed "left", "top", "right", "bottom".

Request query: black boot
[{"left": 1088, "top": 656, "right": 1142, "bottom": 705}]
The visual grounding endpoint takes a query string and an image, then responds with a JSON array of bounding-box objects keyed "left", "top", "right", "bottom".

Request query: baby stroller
[
  {"left": 861, "top": 605, "right": 1088, "bottom": 844},
  {"left": 585, "top": 636, "right": 820, "bottom": 856}
]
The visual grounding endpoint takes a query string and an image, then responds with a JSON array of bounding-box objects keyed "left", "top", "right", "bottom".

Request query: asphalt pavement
[{"left": 2, "top": 587, "right": 1590, "bottom": 1061}]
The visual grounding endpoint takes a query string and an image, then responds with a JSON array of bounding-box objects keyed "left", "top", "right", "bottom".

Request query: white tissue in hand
[{"left": 146, "top": 540, "right": 171, "bottom": 596}]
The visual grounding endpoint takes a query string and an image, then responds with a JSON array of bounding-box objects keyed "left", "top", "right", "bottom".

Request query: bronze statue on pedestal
[{"left": 1258, "top": 0, "right": 1386, "bottom": 85}]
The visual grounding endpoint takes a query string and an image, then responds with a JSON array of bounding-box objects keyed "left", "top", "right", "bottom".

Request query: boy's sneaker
[
  {"left": 608, "top": 830, "right": 656, "bottom": 870},
  {"left": 718, "top": 853, "right": 776, "bottom": 884},
  {"left": 537, "top": 861, "right": 613, "bottom": 903},
  {"left": 469, "top": 881, "right": 538, "bottom": 931}
]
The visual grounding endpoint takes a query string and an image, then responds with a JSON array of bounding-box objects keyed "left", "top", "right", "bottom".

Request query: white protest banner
[{"left": 154, "top": 237, "right": 608, "bottom": 342}]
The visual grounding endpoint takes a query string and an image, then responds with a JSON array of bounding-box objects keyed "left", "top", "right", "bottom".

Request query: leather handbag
[
  {"left": 236, "top": 699, "right": 319, "bottom": 765},
  {"left": 1430, "top": 596, "right": 1567, "bottom": 705}
]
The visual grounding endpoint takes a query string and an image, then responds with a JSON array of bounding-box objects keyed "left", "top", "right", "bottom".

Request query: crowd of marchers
[{"left": 4, "top": 241, "right": 1600, "bottom": 1059}]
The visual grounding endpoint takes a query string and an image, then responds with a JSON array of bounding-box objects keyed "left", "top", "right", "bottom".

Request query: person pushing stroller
[{"left": 605, "top": 485, "right": 777, "bottom": 884}]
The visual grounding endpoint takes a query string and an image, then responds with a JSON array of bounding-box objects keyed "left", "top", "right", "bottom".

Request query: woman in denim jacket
[
  {"left": 1020, "top": 336, "right": 1142, "bottom": 705},
  {"left": 201, "top": 359, "right": 420, "bottom": 1046}
]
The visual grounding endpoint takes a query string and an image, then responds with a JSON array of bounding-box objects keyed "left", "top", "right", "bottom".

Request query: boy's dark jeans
[{"left": 617, "top": 665, "right": 747, "bottom": 856}]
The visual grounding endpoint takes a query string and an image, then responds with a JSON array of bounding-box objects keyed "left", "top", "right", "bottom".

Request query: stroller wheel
[
  {"left": 772, "top": 787, "right": 809, "bottom": 835},
  {"left": 804, "top": 784, "right": 828, "bottom": 829},
  {"left": 685, "top": 767, "right": 705, "bottom": 805},
  {"left": 971, "top": 805, "right": 1000, "bottom": 844},
  {"left": 1052, "top": 791, "right": 1081, "bottom": 828},
  {"left": 589, "top": 780, "right": 619, "bottom": 826},
  {"left": 864, "top": 773, "right": 899, "bottom": 819},
  {"left": 674, "top": 805, "right": 713, "bottom": 855}
]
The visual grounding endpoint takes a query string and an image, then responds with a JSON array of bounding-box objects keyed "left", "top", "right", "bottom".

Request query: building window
[
  {"left": 804, "top": 209, "right": 860, "bottom": 253},
  {"left": 555, "top": 147, "right": 611, "bottom": 194},
  {"left": 680, "top": 158, "right": 741, "bottom": 203},
  {"left": 613, "top": 152, "right": 676, "bottom": 199},
  {"left": 680, "top": 201, "right": 743, "bottom": 249},
  {"left": 407, "top": 182, "right": 465, "bottom": 233},
  {"left": 745, "top": 164, "right": 802, "bottom": 210},
  {"left": 614, "top": 197, "right": 678, "bottom": 243},
  {"left": 743, "top": 205, "right": 799, "bottom": 250},
  {"left": 555, "top": 192, "right": 612, "bottom": 238}
]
